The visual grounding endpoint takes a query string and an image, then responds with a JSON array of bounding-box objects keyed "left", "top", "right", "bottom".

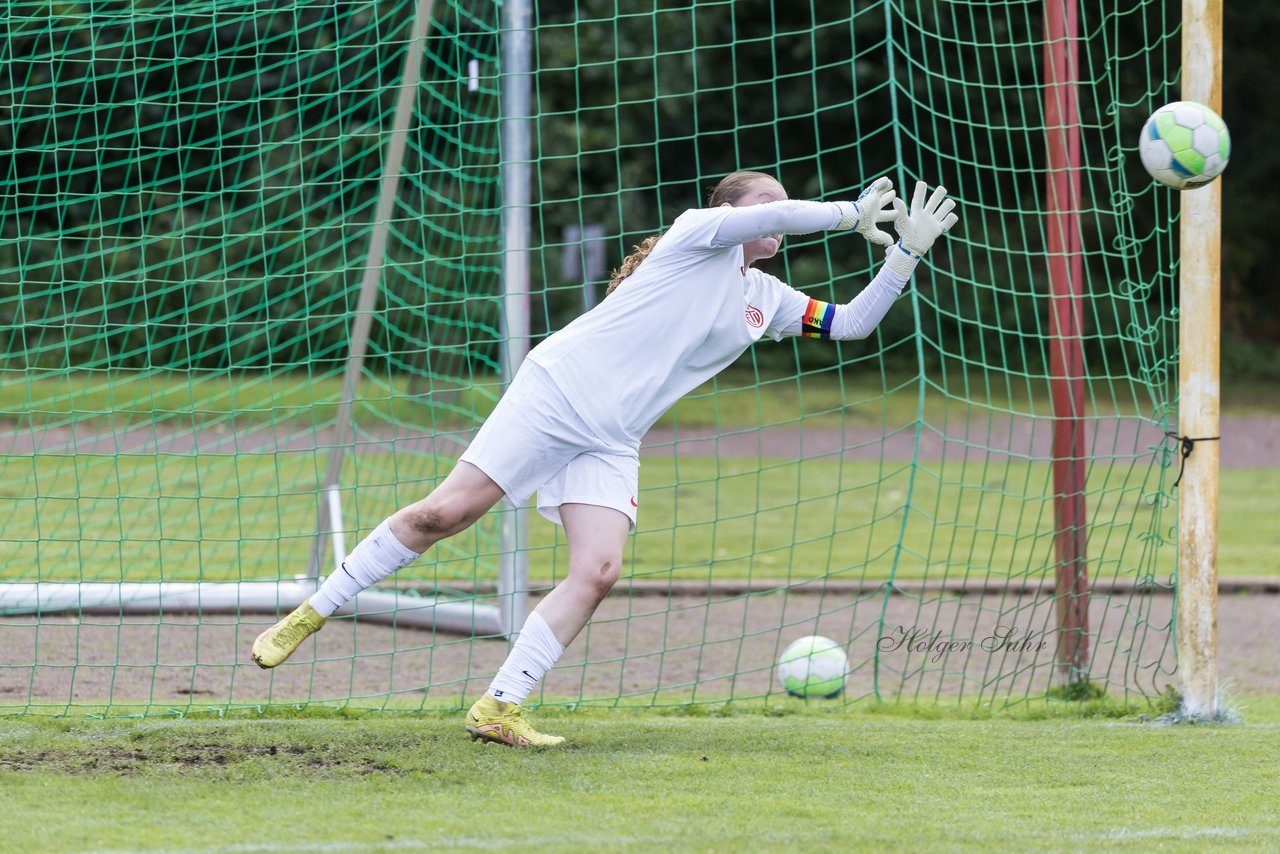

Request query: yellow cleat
[
  {"left": 251, "top": 601, "right": 327, "bottom": 669},
  {"left": 465, "top": 694, "right": 565, "bottom": 748}
]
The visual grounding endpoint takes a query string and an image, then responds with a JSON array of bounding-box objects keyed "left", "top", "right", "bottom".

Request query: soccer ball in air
[
  {"left": 776, "top": 636, "right": 847, "bottom": 699},
  {"left": 1138, "top": 101, "right": 1231, "bottom": 190}
]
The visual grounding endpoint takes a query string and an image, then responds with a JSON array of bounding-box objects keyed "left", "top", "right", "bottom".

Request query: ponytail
[{"left": 605, "top": 234, "right": 662, "bottom": 296}]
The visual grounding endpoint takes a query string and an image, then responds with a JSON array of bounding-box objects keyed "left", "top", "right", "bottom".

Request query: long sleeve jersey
[{"left": 525, "top": 201, "right": 910, "bottom": 446}]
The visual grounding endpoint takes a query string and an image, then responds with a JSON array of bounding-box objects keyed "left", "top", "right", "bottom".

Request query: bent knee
[{"left": 574, "top": 556, "right": 622, "bottom": 600}]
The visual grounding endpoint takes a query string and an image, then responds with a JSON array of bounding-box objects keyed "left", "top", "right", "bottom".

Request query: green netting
[{"left": 1, "top": 0, "right": 1185, "bottom": 716}]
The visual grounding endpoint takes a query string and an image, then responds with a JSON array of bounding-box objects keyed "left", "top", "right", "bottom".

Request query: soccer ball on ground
[
  {"left": 776, "top": 635, "right": 847, "bottom": 699},
  {"left": 1138, "top": 100, "right": 1231, "bottom": 190}
]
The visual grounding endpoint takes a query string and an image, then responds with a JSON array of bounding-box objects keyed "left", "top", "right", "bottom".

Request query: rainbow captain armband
[{"left": 801, "top": 298, "right": 836, "bottom": 339}]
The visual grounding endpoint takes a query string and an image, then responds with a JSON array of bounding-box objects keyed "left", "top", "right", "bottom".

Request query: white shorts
[{"left": 459, "top": 362, "right": 640, "bottom": 529}]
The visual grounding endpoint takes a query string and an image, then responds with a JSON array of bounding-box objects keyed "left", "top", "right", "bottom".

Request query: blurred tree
[{"left": 2, "top": 0, "right": 1274, "bottom": 376}]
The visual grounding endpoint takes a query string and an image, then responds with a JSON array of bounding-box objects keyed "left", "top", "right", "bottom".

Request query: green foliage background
[{"left": 2, "top": 0, "right": 1275, "bottom": 378}]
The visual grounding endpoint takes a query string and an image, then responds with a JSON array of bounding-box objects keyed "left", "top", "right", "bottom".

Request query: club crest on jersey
[{"left": 744, "top": 304, "right": 764, "bottom": 328}]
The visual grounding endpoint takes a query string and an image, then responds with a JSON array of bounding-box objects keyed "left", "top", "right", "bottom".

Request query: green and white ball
[
  {"left": 1138, "top": 101, "right": 1231, "bottom": 190},
  {"left": 776, "top": 636, "right": 847, "bottom": 699}
]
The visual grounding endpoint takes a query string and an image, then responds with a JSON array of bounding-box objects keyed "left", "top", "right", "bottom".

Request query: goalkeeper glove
[
  {"left": 885, "top": 180, "right": 959, "bottom": 278},
  {"left": 832, "top": 176, "right": 897, "bottom": 247}
]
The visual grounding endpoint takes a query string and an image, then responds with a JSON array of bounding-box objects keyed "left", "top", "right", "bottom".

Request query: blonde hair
[{"left": 604, "top": 170, "right": 783, "bottom": 296}]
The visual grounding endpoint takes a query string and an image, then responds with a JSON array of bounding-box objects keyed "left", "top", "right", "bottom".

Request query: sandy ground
[{"left": 2, "top": 589, "right": 1276, "bottom": 711}]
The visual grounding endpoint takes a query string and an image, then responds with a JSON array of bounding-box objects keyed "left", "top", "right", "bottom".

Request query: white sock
[
  {"left": 309, "top": 520, "right": 421, "bottom": 617},
  {"left": 486, "top": 611, "right": 565, "bottom": 704}
]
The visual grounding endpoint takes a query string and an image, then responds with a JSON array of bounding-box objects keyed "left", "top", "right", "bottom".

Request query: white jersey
[
  {"left": 528, "top": 208, "right": 803, "bottom": 446},
  {"left": 526, "top": 203, "right": 910, "bottom": 447}
]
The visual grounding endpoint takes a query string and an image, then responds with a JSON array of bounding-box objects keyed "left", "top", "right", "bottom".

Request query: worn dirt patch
[{"left": 0, "top": 741, "right": 408, "bottom": 776}]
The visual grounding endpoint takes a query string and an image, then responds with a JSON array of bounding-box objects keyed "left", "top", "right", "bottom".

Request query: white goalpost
[{"left": 1174, "top": 0, "right": 1224, "bottom": 718}]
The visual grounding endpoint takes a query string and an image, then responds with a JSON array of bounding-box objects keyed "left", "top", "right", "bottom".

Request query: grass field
[
  {"left": 3, "top": 368, "right": 1130, "bottom": 428},
  {"left": 5, "top": 368, "right": 1277, "bottom": 590},
  {"left": 4, "top": 367, "right": 1278, "bottom": 848},
  {"left": 7, "top": 367, "right": 1280, "bottom": 430},
  {"left": 2, "top": 700, "right": 1278, "bottom": 852},
  {"left": 4, "top": 357, "right": 1276, "bottom": 851},
  {"left": 3, "top": 452, "right": 1275, "bottom": 586}
]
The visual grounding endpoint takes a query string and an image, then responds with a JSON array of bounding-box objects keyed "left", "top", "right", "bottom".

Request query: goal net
[{"left": 1, "top": 0, "right": 1182, "bottom": 714}]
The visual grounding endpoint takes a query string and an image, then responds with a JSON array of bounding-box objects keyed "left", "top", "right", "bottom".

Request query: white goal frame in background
[{"left": 2, "top": 0, "right": 535, "bottom": 641}]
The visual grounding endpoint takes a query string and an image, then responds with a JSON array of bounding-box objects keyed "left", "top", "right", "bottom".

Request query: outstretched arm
[
  {"left": 776, "top": 264, "right": 908, "bottom": 341},
  {"left": 711, "top": 178, "right": 898, "bottom": 248},
  {"left": 774, "top": 181, "right": 960, "bottom": 341}
]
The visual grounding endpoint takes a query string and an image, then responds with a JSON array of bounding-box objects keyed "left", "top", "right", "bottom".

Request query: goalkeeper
[{"left": 251, "top": 173, "right": 958, "bottom": 746}]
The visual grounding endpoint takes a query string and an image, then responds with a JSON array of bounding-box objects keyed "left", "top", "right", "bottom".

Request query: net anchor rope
[{"left": 1164, "top": 431, "right": 1220, "bottom": 487}]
